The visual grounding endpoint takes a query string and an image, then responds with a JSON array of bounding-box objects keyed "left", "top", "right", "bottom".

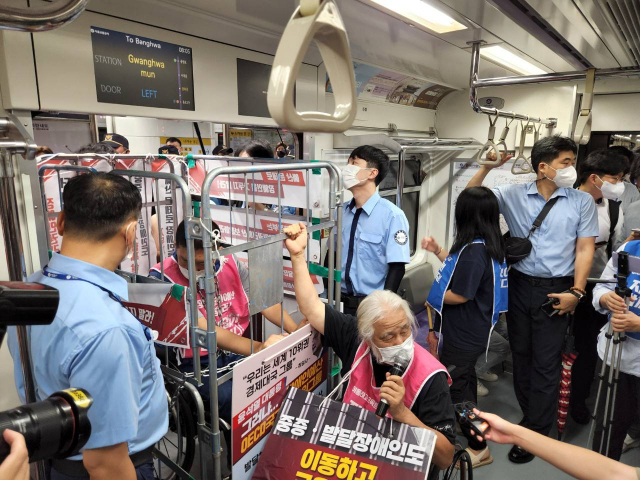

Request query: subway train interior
[{"left": 1, "top": 0, "right": 640, "bottom": 479}]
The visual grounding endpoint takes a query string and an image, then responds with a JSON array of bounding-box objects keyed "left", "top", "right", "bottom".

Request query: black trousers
[
  {"left": 592, "top": 362, "right": 640, "bottom": 460},
  {"left": 441, "top": 346, "right": 487, "bottom": 450},
  {"left": 507, "top": 270, "right": 573, "bottom": 435},
  {"left": 570, "top": 284, "right": 608, "bottom": 408}
]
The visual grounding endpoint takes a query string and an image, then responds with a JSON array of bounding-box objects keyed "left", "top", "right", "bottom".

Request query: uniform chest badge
[{"left": 394, "top": 230, "right": 408, "bottom": 245}]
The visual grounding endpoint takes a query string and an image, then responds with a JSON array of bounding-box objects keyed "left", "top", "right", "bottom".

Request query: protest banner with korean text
[
  {"left": 187, "top": 159, "right": 323, "bottom": 209},
  {"left": 231, "top": 325, "right": 327, "bottom": 480},
  {"left": 122, "top": 280, "right": 190, "bottom": 348},
  {"left": 253, "top": 387, "right": 437, "bottom": 480}
]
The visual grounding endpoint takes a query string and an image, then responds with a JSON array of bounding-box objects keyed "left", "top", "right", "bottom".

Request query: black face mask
[{"left": 277, "top": 150, "right": 286, "bottom": 158}]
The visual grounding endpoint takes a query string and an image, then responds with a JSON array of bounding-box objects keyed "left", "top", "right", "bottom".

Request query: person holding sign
[
  {"left": 149, "top": 219, "right": 296, "bottom": 423},
  {"left": 423, "top": 186, "right": 508, "bottom": 469},
  {"left": 284, "top": 223, "right": 456, "bottom": 479}
]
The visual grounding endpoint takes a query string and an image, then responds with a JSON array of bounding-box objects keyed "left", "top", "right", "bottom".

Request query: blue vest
[
  {"left": 426, "top": 239, "right": 508, "bottom": 335},
  {"left": 618, "top": 242, "right": 640, "bottom": 340}
]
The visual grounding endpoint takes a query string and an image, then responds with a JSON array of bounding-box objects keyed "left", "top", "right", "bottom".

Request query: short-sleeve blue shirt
[
  {"left": 7, "top": 253, "right": 168, "bottom": 459},
  {"left": 340, "top": 192, "right": 410, "bottom": 295},
  {"left": 492, "top": 182, "right": 598, "bottom": 278}
]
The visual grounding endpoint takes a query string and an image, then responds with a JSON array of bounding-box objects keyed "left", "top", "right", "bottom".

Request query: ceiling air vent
[{"left": 594, "top": 0, "right": 640, "bottom": 66}]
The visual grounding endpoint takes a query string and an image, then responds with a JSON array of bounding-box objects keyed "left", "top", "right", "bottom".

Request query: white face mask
[
  {"left": 598, "top": 177, "right": 625, "bottom": 201},
  {"left": 373, "top": 335, "right": 414, "bottom": 365},
  {"left": 546, "top": 165, "right": 577, "bottom": 188},
  {"left": 178, "top": 259, "right": 222, "bottom": 280},
  {"left": 123, "top": 222, "right": 136, "bottom": 262},
  {"left": 341, "top": 164, "right": 371, "bottom": 190}
]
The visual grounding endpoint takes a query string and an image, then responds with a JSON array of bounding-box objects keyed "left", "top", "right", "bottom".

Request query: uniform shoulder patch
[{"left": 394, "top": 230, "right": 408, "bottom": 245}]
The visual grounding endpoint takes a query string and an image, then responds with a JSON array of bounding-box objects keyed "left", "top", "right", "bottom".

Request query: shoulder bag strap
[
  {"left": 527, "top": 196, "right": 560, "bottom": 238},
  {"left": 607, "top": 200, "right": 620, "bottom": 258}
]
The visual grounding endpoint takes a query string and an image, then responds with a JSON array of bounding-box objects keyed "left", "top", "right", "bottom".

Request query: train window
[
  {"left": 381, "top": 191, "right": 419, "bottom": 255},
  {"left": 378, "top": 156, "right": 422, "bottom": 191}
]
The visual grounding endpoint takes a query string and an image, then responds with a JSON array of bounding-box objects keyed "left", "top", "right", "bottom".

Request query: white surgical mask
[
  {"left": 341, "top": 164, "right": 371, "bottom": 190},
  {"left": 598, "top": 177, "right": 625, "bottom": 202},
  {"left": 123, "top": 222, "right": 136, "bottom": 262},
  {"left": 546, "top": 165, "right": 577, "bottom": 188},
  {"left": 179, "top": 265, "right": 206, "bottom": 279},
  {"left": 374, "top": 336, "right": 414, "bottom": 365}
]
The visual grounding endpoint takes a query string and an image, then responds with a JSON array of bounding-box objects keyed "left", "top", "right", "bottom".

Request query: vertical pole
[
  {"left": 0, "top": 150, "right": 45, "bottom": 480},
  {"left": 396, "top": 149, "right": 405, "bottom": 208}
]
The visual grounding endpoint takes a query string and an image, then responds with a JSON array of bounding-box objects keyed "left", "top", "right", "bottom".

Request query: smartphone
[
  {"left": 455, "top": 402, "right": 491, "bottom": 439},
  {"left": 542, "top": 298, "right": 561, "bottom": 317}
]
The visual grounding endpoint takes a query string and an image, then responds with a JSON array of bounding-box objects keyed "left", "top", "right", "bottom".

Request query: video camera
[{"left": 0, "top": 282, "right": 94, "bottom": 463}]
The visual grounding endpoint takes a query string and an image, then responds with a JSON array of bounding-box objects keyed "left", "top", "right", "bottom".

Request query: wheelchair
[
  {"left": 441, "top": 447, "right": 473, "bottom": 480},
  {"left": 153, "top": 346, "right": 235, "bottom": 480}
]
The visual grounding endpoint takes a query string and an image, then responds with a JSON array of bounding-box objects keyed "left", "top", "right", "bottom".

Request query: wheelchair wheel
[
  {"left": 442, "top": 448, "right": 473, "bottom": 480},
  {"left": 155, "top": 389, "right": 196, "bottom": 480}
]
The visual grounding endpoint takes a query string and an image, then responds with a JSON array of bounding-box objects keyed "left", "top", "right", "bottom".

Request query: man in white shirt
[
  {"left": 571, "top": 149, "right": 627, "bottom": 424},
  {"left": 591, "top": 240, "right": 640, "bottom": 460}
]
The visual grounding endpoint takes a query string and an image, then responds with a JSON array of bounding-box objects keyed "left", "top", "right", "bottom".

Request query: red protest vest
[
  {"left": 149, "top": 255, "right": 250, "bottom": 359},
  {"left": 343, "top": 341, "right": 451, "bottom": 417}
]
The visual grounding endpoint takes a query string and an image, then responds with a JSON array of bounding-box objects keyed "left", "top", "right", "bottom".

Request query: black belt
[
  {"left": 51, "top": 445, "right": 154, "bottom": 477},
  {"left": 342, "top": 294, "right": 366, "bottom": 309},
  {"left": 510, "top": 269, "right": 573, "bottom": 287}
]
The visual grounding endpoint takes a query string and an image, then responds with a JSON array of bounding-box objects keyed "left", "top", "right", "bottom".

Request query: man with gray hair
[{"left": 284, "top": 223, "right": 456, "bottom": 476}]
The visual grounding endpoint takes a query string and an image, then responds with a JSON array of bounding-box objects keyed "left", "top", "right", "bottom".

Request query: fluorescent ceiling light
[
  {"left": 368, "top": 0, "right": 467, "bottom": 34},
  {"left": 480, "top": 45, "right": 547, "bottom": 75}
]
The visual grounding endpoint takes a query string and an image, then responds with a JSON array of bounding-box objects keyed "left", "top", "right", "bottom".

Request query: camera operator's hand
[
  {"left": 0, "top": 430, "right": 29, "bottom": 480},
  {"left": 547, "top": 292, "right": 578, "bottom": 315},
  {"left": 472, "top": 408, "right": 520, "bottom": 445},
  {"left": 611, "top": 311, "right": 640, "bottom": 332},
  {"left": 600, "top": 291, "right": 627, "bottom": 314}
]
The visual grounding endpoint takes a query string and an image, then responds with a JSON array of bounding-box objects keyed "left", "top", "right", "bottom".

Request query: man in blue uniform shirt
[
  {"left": 8, "top": 172, "right": 167, "bottom": 480},
  {"left": 467, "top": 135, "right": 598, "bottom": 464},
  {"left": 340, "top": 145, "right": 410, "bottom": 315}
]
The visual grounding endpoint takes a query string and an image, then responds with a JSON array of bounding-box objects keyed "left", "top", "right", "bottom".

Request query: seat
[{"left": 398, "top": 262, "right": 435, "bottom": 314}]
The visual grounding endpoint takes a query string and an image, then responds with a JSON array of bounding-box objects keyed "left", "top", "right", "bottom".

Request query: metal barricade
[
  {"left": 34, "top": 153, "right": 343, "bottom": 480},
  {"left": 197, "top": 160, "right": 342, "bottom": 480}
]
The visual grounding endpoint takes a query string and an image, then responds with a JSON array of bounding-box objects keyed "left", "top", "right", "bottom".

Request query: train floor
[{"left": 185, "top": 370, "right": 640, "bottom": 479}]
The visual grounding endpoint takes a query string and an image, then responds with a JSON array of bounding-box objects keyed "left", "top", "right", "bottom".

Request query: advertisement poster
[
  {"left": 123, "top": 283, "right": 190, "bottom": 348},
  {"left": 231, "top": 325, "right": 327, "bottom": 479},
  {"left": 326, "top": 61, "right": 455, "bottom": 110},
  {"left": 253, "top": 387, "right": 437, "bottom": 480}
]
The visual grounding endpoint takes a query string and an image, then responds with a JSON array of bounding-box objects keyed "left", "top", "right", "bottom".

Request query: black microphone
[{"left": 376, "top": 348, "right": 411, "bottom": 418}]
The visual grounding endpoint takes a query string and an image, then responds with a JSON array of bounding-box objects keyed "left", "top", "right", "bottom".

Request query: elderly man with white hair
[{"left": 284, "top": 223, "right": 456, "bottom": 475}]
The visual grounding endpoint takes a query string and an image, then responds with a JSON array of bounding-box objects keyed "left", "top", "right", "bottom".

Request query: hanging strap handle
[
  {"left": 267, "top": 0, "right": 356, "bottom": 133},
  {"left": 477, "top": 113, "right": 502, "bottom": 166},
  {"left": 573, "top": 68, "right": 596, "bottom": 145},
  {"left": 512, "top": 118, "right": 534, "bottom": 175}
]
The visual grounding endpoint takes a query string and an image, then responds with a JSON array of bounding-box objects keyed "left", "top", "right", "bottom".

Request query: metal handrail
[
  {"left": 469, "top": 41, "right": 640, "bottom": 128},
  {"left": 0, "top": 0, "right": 88, "bottom": 32}
]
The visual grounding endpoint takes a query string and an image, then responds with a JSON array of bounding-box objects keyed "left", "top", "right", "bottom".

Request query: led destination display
[{"left": 91, "top": 26, "right": 195, "bottom": 111}]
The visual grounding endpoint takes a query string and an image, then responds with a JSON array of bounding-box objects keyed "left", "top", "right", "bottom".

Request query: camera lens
[{"left": 0, "top": 388, "right": 93, "bottom": 463}]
